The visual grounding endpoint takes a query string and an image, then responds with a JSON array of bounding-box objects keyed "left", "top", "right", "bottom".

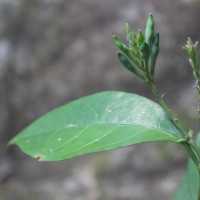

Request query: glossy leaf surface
[{"left": 10, "top": 91, "right": 182, "bottom": 161}]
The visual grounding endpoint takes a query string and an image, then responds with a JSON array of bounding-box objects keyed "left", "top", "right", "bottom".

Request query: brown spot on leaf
[{"left": 34, "top": 155, "right": 45, "bottom": 161}]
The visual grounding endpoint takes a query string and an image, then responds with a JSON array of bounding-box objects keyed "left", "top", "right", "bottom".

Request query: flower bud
[
  {"left": 145, "top": 13, "right": 154, "bottom": 47},
  {"left": 140, "top": 42, "right": 150, "bottom": 70},
  {"left": 117, "top": 52, "right": 145, "bottom": 80},
  {"left": 113, "top": 35, "right": 129, "bottom": 54},
  {"left": 183, "top": 37, "right": 198, "bottom": 61},
  {"left": 113, "top": 35, "right": 139, "bottom": 65},
  {"left": 137, "top": 29, "right": 144, "bottom": 47},
  {"left": 150, "top": 33, "right": 160, "bottom": 77}
]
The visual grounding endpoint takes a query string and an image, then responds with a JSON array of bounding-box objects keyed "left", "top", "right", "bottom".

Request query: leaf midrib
[{"left": 11, "top": 124, "right": 180, "bottom": 160}]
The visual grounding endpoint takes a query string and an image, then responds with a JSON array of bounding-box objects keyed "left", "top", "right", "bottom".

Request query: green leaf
[
  {"left": 174, "top": 134, "right": 200, "bottom": 200},
  {"left": 9, "top": 91, "right": 182, "bottom": 161},
  {"left": 174, "top": 160, "right": 199, "bottom": 200}
]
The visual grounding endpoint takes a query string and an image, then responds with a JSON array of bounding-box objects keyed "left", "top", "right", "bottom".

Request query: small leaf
[
  {"left": 174, "top": 134, "right": 200, "bottom": 200},
  {"left": 9, "top": 91, "right": 182, "bottom": 161}
]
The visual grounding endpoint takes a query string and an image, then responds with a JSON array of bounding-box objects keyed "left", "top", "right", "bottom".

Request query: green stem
[
  {"left": 190, "top": 139, "right": 200, "bottom": 162},
  {"left": 147, "top": 81, "right": 200, "bottom": 167},
  {"left": 149, "top": 83, "right": 188, "bottom": 137},
  {"left": 195, "top": 80, "right": 200, "bottom": 122},
  {"left": 180, "top": 140, "right": 199, "bottom": 167},
  {"left": 149, "top": 82, "right": 200, "bottom": 200}
]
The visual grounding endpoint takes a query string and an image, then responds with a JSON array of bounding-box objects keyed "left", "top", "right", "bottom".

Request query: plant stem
[
  {"left": 192, "top": 65, "right": 200, "bottom": 123},
  {"left": 195, "top": 79, "right": 200, "bottom": 122},
  {"left": 149, "top": 82, "right": 188, "bottom": 138},
  {"left": 147, "top": 80, "right": 200, "bottom": 168}
]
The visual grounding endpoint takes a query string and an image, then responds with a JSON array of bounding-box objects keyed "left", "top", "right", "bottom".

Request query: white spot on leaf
[{"left": 66, "top": 124, "right": 77, "bottom": 128}]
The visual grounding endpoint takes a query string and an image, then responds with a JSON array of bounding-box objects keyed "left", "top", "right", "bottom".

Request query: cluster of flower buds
[
  {"left": 183, "top": 38, "right": 200, "bottom": 119},
  {"left": 113, "top": 13, "right": 160, "bottom": 83},
  {"left": 183, "top": 38, "right": 200, "bottom": 80}
]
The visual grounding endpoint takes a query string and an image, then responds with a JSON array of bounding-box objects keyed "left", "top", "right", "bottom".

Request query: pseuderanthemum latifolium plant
[{"left": 9, "top": 13, "right": 200, "bottom": 200}]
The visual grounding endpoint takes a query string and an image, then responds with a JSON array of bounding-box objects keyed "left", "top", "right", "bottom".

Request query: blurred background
[{"left": 1, "top": 0, "right": 200, "bottom": 199}]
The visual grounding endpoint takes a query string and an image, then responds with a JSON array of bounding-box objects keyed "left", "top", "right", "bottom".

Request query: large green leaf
[
  {"left": 174, "top": 135, "right": 200, "bottom": 200},
  {"left": 9, "top": 91, "right": 182, "bottom": 161}
]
